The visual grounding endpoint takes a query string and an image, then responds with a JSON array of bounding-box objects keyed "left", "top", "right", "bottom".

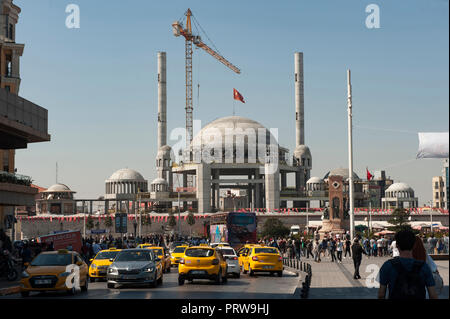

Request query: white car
[
  {"left": 217, "top": 247, "right": 240, "bottom": 278},
  {"left": 210, "top": 242, "right": 231, "bottom": 248}
]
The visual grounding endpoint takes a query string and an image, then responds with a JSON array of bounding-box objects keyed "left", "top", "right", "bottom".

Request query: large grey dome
[
  {"left": 108, "top": 168, "right": 145, "bottom": 181},
  {"left": 190, "top": 116, "right": 279, "bottom": 163}
]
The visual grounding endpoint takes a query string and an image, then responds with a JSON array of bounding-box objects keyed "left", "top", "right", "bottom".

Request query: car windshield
[
  {"left": 115, "top": 250, "right": 153, "bottom": 262},
  {"left": 254, "top": 248, "right": 279, "bottom": 254},
  {"left": 31, "top": 253, "right": 72, "bottom": 266},
  {"left": 185, "top": 248, "right": 215, "bottom": 257},
  {"left": 219, "top": 248, "right": 236, "bottom": 256},
  {"left": 95, "top": 251, "right": 119, "bottom": 260},
  {"left": 173, "top": 247, "right": 187, "bottom": 253},
  {"left": 151, "top": 249, "right": 163, "bottom": 256}
]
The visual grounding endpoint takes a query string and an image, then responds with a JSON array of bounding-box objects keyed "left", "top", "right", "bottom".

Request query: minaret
[
  {"left": 155, "top": 52, "right": 173, "bottom": 189},
  {"left": 157, "top": 51, "right": 167, "bottom": 149},
  {"left": 294, "top": 52, "right": 304, "bottom": 146},
  {"left": 293, "top": 52, "right": 311, "bottom": 208}
]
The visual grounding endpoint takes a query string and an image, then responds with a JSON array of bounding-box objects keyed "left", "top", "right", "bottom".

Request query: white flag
[{"left": 417, "top": 132, "right": 449, "bottom": 159}]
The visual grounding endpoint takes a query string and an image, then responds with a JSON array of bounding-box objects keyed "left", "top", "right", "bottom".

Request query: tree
[
  {"left": 388, "top": 208, "right": 413, "bottom": 233},
  {"left": 86, "top": 215, "right": 94, "bottom": 230},
  {"left": 168, "top": 212, "right": 177, "bottom": 228},
  {"left": 187, "top": 212, "right": 196, "bottom": 235},
  {"left": 104, "top": 215, "right": 113, "bottom": 229},
  {"left": 261, "top": 218, "right": 290, "bottom": 238}
]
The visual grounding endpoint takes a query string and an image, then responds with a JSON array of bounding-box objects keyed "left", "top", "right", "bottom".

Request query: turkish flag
[
  {"left": 366, "top": 168, "right": 373, "bottom": 180},
  {"left": 233, "top": 88, "right": 245, "bottom": 103}
]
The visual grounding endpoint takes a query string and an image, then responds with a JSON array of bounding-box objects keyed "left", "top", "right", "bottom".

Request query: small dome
[
  {"left": 293, "top": 145, "right": 311, "bottom": 159},
  {"left": 386, "top": 182, "right": 413, "bottom": 193},
  {"left": 307, "top": 177, "right": 324, "bottom": 184},
  {"left": 324, "top": 168, "right": 360, "bottom": 181},
  {"left": 151, "top": 178, "right": 168, "bottom": 185},
  {"left": 108, "top": 168, "right": 145, "bottom": 181},
  {"left": 44, "top": 183, "right": 74, "bottom": 193}
]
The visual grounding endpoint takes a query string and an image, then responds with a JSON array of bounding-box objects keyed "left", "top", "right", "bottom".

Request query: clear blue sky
[{"left": 14, "top": 0, "right": 449, "bottom": 205}]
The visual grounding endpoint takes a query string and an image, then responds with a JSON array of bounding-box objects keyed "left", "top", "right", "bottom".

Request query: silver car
[
  {"left": 217, "top": 247, "right": 240, "bottom": 278},
  {"left": 106, "top": 249, "right": 163, "bottom": 289}
]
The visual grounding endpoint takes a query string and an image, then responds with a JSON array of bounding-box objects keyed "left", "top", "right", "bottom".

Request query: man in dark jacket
[{"left": 351, "top": 238, "right": 367, "bottom": 279}]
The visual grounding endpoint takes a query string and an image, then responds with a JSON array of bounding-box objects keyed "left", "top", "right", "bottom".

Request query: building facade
[{"left": 0, "top": 0, "right": 50, "bottom": 234}]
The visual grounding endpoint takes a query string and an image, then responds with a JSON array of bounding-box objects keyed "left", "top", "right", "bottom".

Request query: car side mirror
[
  {"left": 89, "top": 259, "right": 93, "bottom": 262},
  {"left": 109, "top": 258, "right": 114, "bottom": 262}
]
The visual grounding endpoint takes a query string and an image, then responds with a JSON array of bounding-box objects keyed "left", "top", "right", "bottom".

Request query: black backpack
[{"left": 389, "top": 258, "right": 426, "bottom": 299}]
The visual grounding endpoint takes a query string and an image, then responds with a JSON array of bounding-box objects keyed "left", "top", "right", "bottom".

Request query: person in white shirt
[{"left": 390, "top": 240, "right": 399, "bottom": 257}]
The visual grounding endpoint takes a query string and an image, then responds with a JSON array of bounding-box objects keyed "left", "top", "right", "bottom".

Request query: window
[
  {"left": 435, "top": 182, "right": 439, "bottom": 189},
  {"left": 9, "top": 23, "right": 13, "bottom": 39},
  {"left": 435, "top": 192, "right": 439, "bottom": 199}
]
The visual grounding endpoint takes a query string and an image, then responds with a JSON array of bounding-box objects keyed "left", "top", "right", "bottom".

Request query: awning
[{"left": 307, "top": 221, "right": 323, "bottom": 228}]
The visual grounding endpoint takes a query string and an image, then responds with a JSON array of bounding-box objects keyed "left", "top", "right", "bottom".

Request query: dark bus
[{"left": 209, "top": 212, "right": 257, "bottom": 249}]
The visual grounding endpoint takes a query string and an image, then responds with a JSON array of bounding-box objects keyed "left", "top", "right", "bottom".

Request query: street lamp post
[{"left": 178, "top": 191, "right": 181, "bottom": 235}]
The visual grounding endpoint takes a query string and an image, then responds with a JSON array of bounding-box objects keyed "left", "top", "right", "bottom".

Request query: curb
[{"left": 0, "top": 285, "right": 20, "bottom": 296}]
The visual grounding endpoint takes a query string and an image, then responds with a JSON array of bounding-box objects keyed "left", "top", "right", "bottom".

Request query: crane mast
[{"left": 172, "top": 8, "right": 241, "bottom": 160}]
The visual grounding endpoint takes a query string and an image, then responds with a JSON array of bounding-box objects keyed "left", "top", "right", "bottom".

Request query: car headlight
[
  {"left": 90, "top": 263, "right": 97, "bottom": 269},
  {"left": 21, "top": 271, "right": 29, "bottom": 278},
  {"left": 143, "top": 267, "right": 155, "bottom": 272},
  {"left": 108, "top": 268, "right": 118, "bottom": 274}
]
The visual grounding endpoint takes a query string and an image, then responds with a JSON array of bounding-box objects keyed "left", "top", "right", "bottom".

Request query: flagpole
[
  {"left": 233, "top": 98, "right": 235, "bottom": 116},
  {"left": 347, "top": 69, "right": 355, "bottom": 241}
]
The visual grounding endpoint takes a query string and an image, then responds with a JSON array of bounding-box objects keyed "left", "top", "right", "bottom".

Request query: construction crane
[{"left": 172, "top": 8, "right": 241, "bottom": 155}]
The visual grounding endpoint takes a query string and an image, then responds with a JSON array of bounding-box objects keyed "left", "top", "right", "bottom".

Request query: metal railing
[{"left": 283, "top": 257, "right": 312, "bottom": 299}]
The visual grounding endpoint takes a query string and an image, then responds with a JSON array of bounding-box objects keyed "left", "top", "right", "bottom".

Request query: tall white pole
[{"left": 347, "top": 69, "right": 355, "bottom": 240}]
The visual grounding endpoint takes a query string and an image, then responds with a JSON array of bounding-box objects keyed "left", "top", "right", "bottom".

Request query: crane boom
[
  {"left": 194, "top": 40, "right": 241, "bottom": 74},
  {"left": 172, "top": 8, "right": 241, "bottom": 164}
]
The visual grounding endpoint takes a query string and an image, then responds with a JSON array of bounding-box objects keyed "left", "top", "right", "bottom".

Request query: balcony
[
  {"left": 0, "top": 87, "right": 50, "bottom": 149},
  {"left": 0, "top": 171, "right": 37, "bottom": 206}
]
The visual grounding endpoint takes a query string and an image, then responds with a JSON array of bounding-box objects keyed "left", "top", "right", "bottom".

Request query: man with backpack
[{"left": 378, "top": 229, "right": 438, "bottom": 299}]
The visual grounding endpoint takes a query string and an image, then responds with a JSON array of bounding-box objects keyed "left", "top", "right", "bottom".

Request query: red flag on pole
[
  {"left": 366, "top": 167, "right": 373, "bottom": 180},
  {"left": 233, "top": 88, "right": 245, "bottom": 103}
]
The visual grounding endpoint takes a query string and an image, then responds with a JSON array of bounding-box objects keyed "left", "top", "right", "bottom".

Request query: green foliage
[
  {"left": 168, "top": 212, "right": 177, "bottom": 227},
  {"left": 104, "top": 215, "right": 113, "bottom": 228},
  {"left": 187, "top": 212, "right": 196, "bottom": 226},
  {"left": 142, "top": 213, "right": 152, "bottom": 226},
  {"left": 86, "top": 215, "right": 94, "bottom": 230},
  {"left": 261, "top": 218, "right": 290, "bottom": 238},
  {"left": 388, "top": 208, "right": 413, "bottom": 233}
]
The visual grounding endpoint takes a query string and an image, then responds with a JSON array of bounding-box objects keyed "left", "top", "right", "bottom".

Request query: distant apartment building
[
  {"left": 432, "top": 176, "right": 445, "bottom": 209},
  {"left": 0, "top": 0, "right": 50, "bottom": 234}
]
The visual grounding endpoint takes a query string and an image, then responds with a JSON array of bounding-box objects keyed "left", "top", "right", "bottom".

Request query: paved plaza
[{"left": 306, "top": 255, "right": 449, "bottom": 299}]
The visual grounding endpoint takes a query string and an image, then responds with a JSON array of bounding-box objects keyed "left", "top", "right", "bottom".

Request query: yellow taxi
[
  {"left": 242, "top": 246, "right": 283, "bottom": 277},
  {"left": 20, "top": 250, "right": 89, "bottom": 297},
  {"left": 149, "top": 246, "right": 171, "bottom": 273},
  {"left": 170, "top": 245, "right": 188, "bottom": 267},
  {"left": 88, "top": 248, "right": 121, "bottom": 281},
  {"left": 178, "top": 247, "right": 228, "bottom": 285},
  {"left": 137, "top": 243, "right": 154, "bottom": 249},
  {"left": 237, "top": 244, "right": 261, "bottom": 270}
]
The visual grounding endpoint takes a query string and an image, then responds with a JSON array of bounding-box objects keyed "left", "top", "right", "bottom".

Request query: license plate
[
  {"left": 262, "top": 265, "right": 274, "bottom": 269},
  {"left": 191, "top": 271, "right": 205, "bottom": 275},
  {"left": 122, "top": 275, "right": 135, "bottom": 280},
  {"left": 36, "top": 279, "right": 51, "bottom": 284}
]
